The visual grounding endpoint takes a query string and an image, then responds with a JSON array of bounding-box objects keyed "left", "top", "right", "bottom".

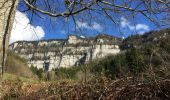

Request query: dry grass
[
  {"left": 0, "top": 76, "right": 170, "bottom": 100},
  {"left": 5, "top": 51, "right": 37, "bottom": 79}
]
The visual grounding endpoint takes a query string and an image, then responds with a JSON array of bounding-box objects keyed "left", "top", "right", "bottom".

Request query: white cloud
[
  {"left": 10, "top": 10, "right": 45, "bottom": 44},
  {"left": 76, "top": 20, "right": 90, "bottom": 29},
  {"left": 120, "top": 17, "right": 149, "bottom": 34},
  {"left": 76, "top": 21, "right": 103, "bottom": 32},
  {"left": 120, "top": 17, "right": 129, "bottom": 28},
  {"left": 92, "top": 22, "right": 103, "bottom": 31},
  {"left": 138, "top": 31, "right": 146, "bottom": 34},
  {"left": 135, "top": 24, "right": 149, "bottom": 31}
]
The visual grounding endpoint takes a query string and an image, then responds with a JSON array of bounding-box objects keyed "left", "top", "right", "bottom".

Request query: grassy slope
[
  {"left": 2, "top": 73, "right": 39, "bottom": 84},
  {"left": 5, "top": 51, "right": 37, "bottom": 79}
]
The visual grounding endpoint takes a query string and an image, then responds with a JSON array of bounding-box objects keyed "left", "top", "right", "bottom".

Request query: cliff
[{"left": 9, "top": 34, "right": 121, "bottom": 70}]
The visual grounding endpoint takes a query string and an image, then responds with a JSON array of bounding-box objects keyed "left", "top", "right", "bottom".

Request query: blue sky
[{"left": 10, "top": 0, "right": 168, "bottom": 43}]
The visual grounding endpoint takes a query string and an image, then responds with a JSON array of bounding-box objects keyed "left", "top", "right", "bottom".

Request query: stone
[{"left": 9, "top": 34, "right": 121, "bottom": 71}]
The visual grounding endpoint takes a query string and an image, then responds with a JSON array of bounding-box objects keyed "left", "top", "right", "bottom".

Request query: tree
[
  {"left": 0, "top": 0, "right": 19, "bottom": 78},
  {"left": 0, "top": 0, "right": 170, "bottom": 77},
  {"left": 126, "top": 48, "right": 145, "bottom": 75}
]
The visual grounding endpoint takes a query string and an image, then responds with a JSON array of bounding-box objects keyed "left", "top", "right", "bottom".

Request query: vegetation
[
  {"left": 160, "top": 38, "right": 170, "bottom": 53},
  {"left": 41, "top": 47, "right": 169, "bottom": 82},
  {"left": 54, "top": 67, "right": 80, "bottom": 80},
  {"left": 126, "top": 48, "right": 145, "bottom": 75},
  {"left": 1, "top": 29, "right": 170, "bottom": 99},
  {"left": 5, "top": 51, "right": 37, "bottom": 79},
  {"left": 2, "top": 73, "right": 39, "bottom": 84},
  {"left": 1, "top": 76, "right": 170, "bottom": 99},
  {"left": 43, "top": 29, "right": 170, "bottom": 83},
  {"left": 7, "top": 29, "right": 170, "bottom": 82},
  {"left": 30, "top": 66, "right": 44, "bottom": 80},
  {"left": 1, "top": 0, "right": 170, "bottom": 99}
]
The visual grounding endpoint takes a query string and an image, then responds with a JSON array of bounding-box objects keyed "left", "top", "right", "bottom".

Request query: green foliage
[
  {"left": 57, "top": 48, "right": 146, "bottom": 80},
  {"left": 160, "top": 38, "right": 170, "bottom": 53},
  {"left": 2, "top": 73, "right": 39, "bottom": 83},
  {"left": 54, "top": 67, "right": 80, "bottom": 80},
  {"left": 30, "top": 65, "right": 44, "bottom": 79},
  {"left": 90, "top": 54, "right": 127, "bottom": 79},
  {"left": 125, "top": 48, "right": 145, "bottom": 75},
  {"left": 90, "top": 48, "right": 147, "bottom": 79}
]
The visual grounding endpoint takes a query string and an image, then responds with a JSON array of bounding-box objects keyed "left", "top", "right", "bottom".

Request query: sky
[{"left": 9, "top": 0, "right": 164, "bottom": 44}]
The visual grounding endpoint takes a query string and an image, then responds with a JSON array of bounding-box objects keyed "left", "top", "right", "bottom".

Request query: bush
[
  {"left": 30, "top": 65, "right": 44, "bottom": 80},
  {"left": 125, "top": 48, "right": 145, "bottom": 75},
  {"left": 160, "top": 39, "right": 170, "bottom": 53},
  {"left": 54, "top": 67, "right": 80, "bottom": 80}
]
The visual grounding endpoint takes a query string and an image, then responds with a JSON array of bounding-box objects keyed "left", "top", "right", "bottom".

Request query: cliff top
[{"left": 9, "top": 34, "right": 121, "bottom": 46}]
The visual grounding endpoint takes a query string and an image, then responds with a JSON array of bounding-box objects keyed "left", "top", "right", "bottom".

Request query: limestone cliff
[{"left": 9, "top": 34, "right": 121, "bottom": 70}]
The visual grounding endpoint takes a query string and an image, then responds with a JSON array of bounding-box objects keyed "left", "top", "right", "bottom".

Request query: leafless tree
[{"left": 0, "top": 0, "right": 170, "bottom": 78}]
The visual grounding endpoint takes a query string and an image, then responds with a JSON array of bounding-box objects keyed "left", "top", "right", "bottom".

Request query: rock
[{"left": 9, "top": 34, "right": 121, "bottom": 70}]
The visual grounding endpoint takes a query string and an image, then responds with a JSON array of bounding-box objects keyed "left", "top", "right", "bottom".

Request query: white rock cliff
[{"left": 9, "top": 34, "right": 121, "bottom": 70}]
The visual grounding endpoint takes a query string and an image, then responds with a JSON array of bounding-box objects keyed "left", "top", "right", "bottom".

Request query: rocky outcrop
[{"left": 9, "top": 35, "right": 121, "bottom": 70}]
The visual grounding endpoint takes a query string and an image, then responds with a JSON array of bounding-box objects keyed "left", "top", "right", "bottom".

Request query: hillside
[
  {"left": 1, "top": 28, "right": 170, "bottom": 99},
  {"left": 120, "top": 28, "right": 170, "bottom": 70},
  {"left": 90, "top": 28, "right": 170, "bottom": 79},
  {"left": 5, "top": 51, "right": 37, "bottom": 79},
  {"left": 121, "top": 28, "right": 170, "bottom": 50}
]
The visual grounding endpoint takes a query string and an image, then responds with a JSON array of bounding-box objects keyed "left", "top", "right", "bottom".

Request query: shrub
[
  {"left": 54, "top": 67, "right": 80, "bottom": 80},
  {"left": 160, "top": 39, "right": 170, "bottom": 53},
  {"left": 30, "top": 65, "right": 44, "bottom": 80},
  {"left": 125, "top": 48, "right": 145, "bottom": 75}
]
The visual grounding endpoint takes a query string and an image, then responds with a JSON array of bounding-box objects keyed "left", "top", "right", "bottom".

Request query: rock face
[{"left": 9, "top": 35, "right": 121, "bottom": 70}]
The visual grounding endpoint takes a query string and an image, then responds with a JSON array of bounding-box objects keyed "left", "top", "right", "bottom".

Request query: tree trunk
[{"left": 0, "top": 0, "right": 19, "bottom": 78}]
